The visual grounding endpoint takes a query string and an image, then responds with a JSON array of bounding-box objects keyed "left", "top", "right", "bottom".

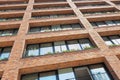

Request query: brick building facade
[{"left": 0, "top": 0, "right": 120, "bottom": 80}]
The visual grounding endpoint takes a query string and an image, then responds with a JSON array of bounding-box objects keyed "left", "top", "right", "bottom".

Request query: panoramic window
[
  {"left": 24, "top": 38, "right": 94, "bottom": 57},
  {"left": 21, "top": 64, "right": 113, "bottom": 80}
]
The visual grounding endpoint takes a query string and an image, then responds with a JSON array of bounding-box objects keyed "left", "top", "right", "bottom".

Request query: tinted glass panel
[
  {"left": 40, "top": 43, "right": 53, "bottom": 55},
  {"left": 39, "top": 71, "right": 56, "bottom": 80},
  {"left": 22, "top": 73, "right": 38, "bottom": 80},
  {"left": 58, "top": 68, "right": 75, "bottom": 80}
]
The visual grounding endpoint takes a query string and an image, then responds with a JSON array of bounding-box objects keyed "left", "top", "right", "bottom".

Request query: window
[
  {"left": 30, "top": 27, "right": 40, "bottom": 33},
  {"left": 40, "top": 43, "right": 53, "bottom": 55},
  {"left": 61, "top": 24, "right": 72, "bottom": 30},
  {"left": 54, "top": 41, "right": 67, "bottom": 53},
  {"left": 0, "top": 47, "right": 11, "bottom": 60},
  {"left": 96, "top": 22, "right": 107, "bottom": 27},
  {"left": 21, "top": 64, "right": 113, "bottom": 80},
  {"left": 105, "top": 21, "right": 116, "bottom": 26},
  {"left": 67, "top": 40, "right": 81, "bottom": 51},
  {"left": 74, "top": 67, "right": 92, "bottom": 80},
  {"left": 71, "top": 23, "right": 81, "bottom": 29},
  {"left": 114, "top": 20, "right": 120, "bottom": 25},
  {"left": 79, "top": 39, "right": 93, "bottom": 49},
  {"left": 58, "top": 68, "right": 75, "bottom": 80},
  {"left": 24, "top": 38, "right": 94, "bottom": 57},
  {"left": 29, "top": 23, "right": 82, "bottom": 33},
  {"left": 51, "top": 25, "right": 61, "bottom": 31},
  {"left": 102, "top": 35, "right": 120, "bottom": 46},
  {"left": 109, "top": 36, "right": 120, "bottom": 45},
  {"left": 102, "top": 37, "right": 113, "bottom": 46},
  {"left": 26, "top": 44, "right": 39, "bottom": 57},
  {"left": 41, "top": 26, "right": 51, "bottom": 32},
  {"left": 39, "top": 71, "right": 56, "bottom": 80},
  {"left": 0, "top": 29, "right": 18, "bottom": 36},
  {"left": 89, "top": 64, "right": 111, "bottom": 80},
  {"left": 22, "top": 73, "right": 38, "bottom": 80}
]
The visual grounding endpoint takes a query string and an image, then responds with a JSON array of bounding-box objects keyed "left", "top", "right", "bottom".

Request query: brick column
[
  {"left": 1, "top": 0, "right": 34, "bottom": 80},
  {"left": 105, "top": 56, "right": 120, "bottom": 80}
]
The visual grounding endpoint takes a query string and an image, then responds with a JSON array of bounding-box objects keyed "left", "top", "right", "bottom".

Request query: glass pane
[
  {"left": 96, "top": 22, "right": 107, "bottom": 27},
  {"left": 91, "top": 22, "right": 97, "bottom": 27},
  {"left": 14, "top": 29, "right": 18, "bottom": 34},
  {"left": 27, "top": 44, "right": 39, "bottom": 57},
  {"left": 22, "top": 73, "right": 38, "bottom": 80},
  {"left": 58, "top": 68, "right": 75, "bottom": 80},
  {"left": 102, "top": 37, "right": 113, "bottom": 46},
  {"left": 109, "top": 36, "right": 120, "bottom": 45},
  {"left": 0, "top": 47, "right": 11, "bottom": 60},
  {"left": 0, "top": 31, "right": 2, "bottom": 36},
  {"left": 79, "top": 39, "right": 93, "bottom": 50},
  {"left": 61, "top": 24, "right": 72, "bottom": 30},
  {"left": 30, "top": 27, "right": 40, "bottom": 32},
  {"left": 67, "top": 40, "right": 81, "bottom": 51},
  {"left": 41, "top": 26, "right": 51, "bottom": 32},
  {"left": 54, "top": 41, "right": 67, "bottom": 53},
  {"left": 51, "top": 25, "right": 61, "bottom": 31},
  {"left": 90, "top": 64, "right": 111, "bottom": 80},
  {"left": 71, "top": 24, "right": 81, "bottom": 29},
  {"left": 2, "top": 30, "right": 13, "bottom": 36},
  {"left": 39, "top": 71, "right": 56, "bottom": 80},
  {"left": 74, "top": 67, "right": 93, "bottom": 80},
  {"left": 114, "top": 20, "right": 120, "bottom": 25},
  {"left": 50, "top": 15, "right": 58, "bottom": 18},
  {"left": 105, "top": 21, "right": 116, "bottom": 26},
  {"left": 40, "top": 43, "right": 53, "bottom": 55}
]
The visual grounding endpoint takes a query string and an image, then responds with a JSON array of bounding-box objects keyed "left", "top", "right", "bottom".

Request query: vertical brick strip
[{"left": 1, "top": 0, "right": 34, "bottom": 80}]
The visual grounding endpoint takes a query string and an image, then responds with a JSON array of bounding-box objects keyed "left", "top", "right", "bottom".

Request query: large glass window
[
  {"left": 58, "top": 68, "right": 75, "bottom": 80},
  {"left": 105, "top": 21, "right": 116, "bottom": 26},
  {"left": 102, "top": 35, "right": 120, "bottom": 46},
  {"left": 54, "top": 41, "right": 67, "bottom": 53},
  {"left": 30, "top": 27, "right": 40, "bottom": 33},
  {"left": 61, "top": 24, "right": 72, "bottom": 30},
  {"left": 21, "top": 64, "right": 113, "bottom": 80},
  {"left": 67, "top": 40, "right": 81, "bottom": 51},
  {"left": 71, "top": 23, "right": 81, "bottom": 29},
  {"left": 96, "top": 22, "right": 107, "bottom": 27},
  {"left": 74, "top": 67, "right": 92, "bottom": 80},
  {"left": 79, "top": 39, "right": 93, "bottom": 49},
  {"left": 41, "top": 26, "right": 51, "bottom": 32},
  {"left": 102, "top": 37, "right": 113, "bottom": 46},
  {"left": 22, "top": 73, "right": 38, "bottom": 80},
  {"left": 109, "top": 36, "right": 120, "bottom": 45},
  {"left": 114, "top": 20, "right": 120, "bottom": 25},
  {"left": 40, "top": 43, "right": 53, "bottom": 55},
  {"left": 0, "top": 47, "right": 11, "bottom": 60},
  {"left": 39, "top": 71, "right": 56, "bottom": 80},
  {"left": 26, "top": 44, "right": 39, "bottom": 57},
  {"left": 51, "top": 25, "right": 61, "bottom": 31},
  {"left": 89, "top": 64, "right": 111, "bottom": 80}
]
